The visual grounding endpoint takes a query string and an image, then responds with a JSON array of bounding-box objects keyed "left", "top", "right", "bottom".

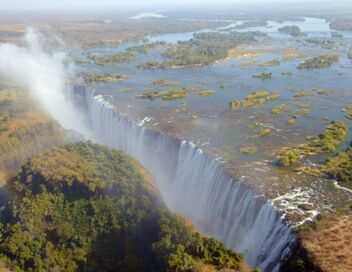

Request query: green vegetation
[
  {"left": 137, "top": 87, "right": 193, "bottom": 100},
  {"left": 277, "top": 120, "right": 348, "bottom": 166},
  {"left": 304, "top": 38, "right": 334, "bottom": 49},
  {"left": 258, "top": 59, "right": 280, "bottom": 66},
  {"left": 137, "top": 87, "right": 214, "bottom": 100},
  {"left": 0, "top": 142, "right": 248, "bottom": 272},
  {"left": 198, "top": 90, "right": 216, "bottom": 96},
  {"left": 271, "top": 103, "right": 288, "bottom": 115},
  {"left": 229, "top": 89, "right": 279, "bottom": 108},
  {"left": 323, "top": 148, "right": 352, "bottom": 181},
  {"left": 240, "top": 146, "right": 258, "bottom": 154},
  {"left": 252, "top": 72, "right": 272, "bottom": 79},
  {"left": 91, "top": 51, "right": 136, "bottom": 65},
  {"left": 294, "top": 91, "right": 308, "bottom": 98},
  {"left": 154, "top": 31, "right": 265, "bottom": 67},
  {"left": 151, "top": 79, "right": 180, "bottom": 87},
  {"left": 287, "top": 118, "right": 297, "bottom": 125},
  {"left": 248, "top": 122, "right": 260, "bottom": 129},
  {"left": 233, "top": 20, "right": 267, "bottom": 29},
  {"left": 257, "top": 128, "right": 272, "bottom": 137},
  {"left": 127, "top": 41, "right": 168, "bottom": 54},
  {"left": 278, "top": 25, "right": 306, "bottom": 37},
  {"left": 297, "top": 54, "right": 339, "bottom": 69},
  {"left": 277, "top": 150, "right": 301, "bottom": 167},
  {"left": 83, "top": 73, "right": 127, "bottom": 82},
  {"left": 298, "top": 146, "right": 352, "bottom": 182},
  {"left": 137, "top": 61, "right": 166, "bottom": 69}
]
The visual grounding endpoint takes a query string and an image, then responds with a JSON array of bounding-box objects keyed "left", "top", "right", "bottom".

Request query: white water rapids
[{"left": 70, "top": 86, "right": 296, "bottom": 272}]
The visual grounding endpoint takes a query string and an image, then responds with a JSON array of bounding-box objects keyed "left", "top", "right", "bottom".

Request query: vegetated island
[
  {"left": 83, "top": 73, "right": 127, "bottom": 82},
  {"left": 198, "top": 90, "right": 216, "bottom": 96},
  {"left": 271, "top": 103, "right": 289, "bottom": 115},
  {"left": 330, "top": 18, "right": 352, "bottom": 31},
  {"left": 277, "top": 120, "right": 348, "bottom": 167},
  {"left": 127, "top": 41, "right": 168, "bottom": 54},
  {"left": 0, "top": 141, "right": 249, "bottom": 272},
  {"left": 151, "top": 79, "right": 181, "bottom": 87},
  {"left": 229, "top": 89, "right": 280, "bottom": 108},
  {"left": 232, "top": 20, "right": 268, "bottom": 30},
  {"left": 297, "top": 54, "right": 339, "bottom": 69},
  {"left": 91, "top": 51, "right": 136, "bottom": 65},
  {"left": 240, "top": 146, "right": 258, "bottom": 155},
  {"left": 138, "top": 31, "right": 266, "bottom": 68},
  {"left": 240, "top": 59, "right": 281, "bottom": 67},
  {"left": 278, "top": 25, "right": 307, "bottom": 37},
  {"left": 304, "top": 38, "right": 335, "bottom": 49},
  {"left": 252, "top": 72, "right": 272, "bottom": 79},
  {"left": 137, "top": 87, "right": 214, "bottom": 100}
]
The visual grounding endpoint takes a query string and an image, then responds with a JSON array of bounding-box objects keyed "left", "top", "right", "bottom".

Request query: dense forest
[{"left": 0, "top": 142, "right": 250, "bottom": 272}]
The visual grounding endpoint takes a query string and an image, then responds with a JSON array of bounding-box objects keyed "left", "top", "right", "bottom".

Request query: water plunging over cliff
[{"left": 74, "top": 87, "right": 296, "bottom": 272}]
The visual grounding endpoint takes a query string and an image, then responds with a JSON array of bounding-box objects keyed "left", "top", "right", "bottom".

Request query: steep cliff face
[
  {"left": 0, "top": 142, "right": 249, "bottom": 272},
  {"left": 0, "top": 86, "right": 70, "bottom": 178},
  {"left": 77, "top": 87, "right": 296, "bottom": 272}
]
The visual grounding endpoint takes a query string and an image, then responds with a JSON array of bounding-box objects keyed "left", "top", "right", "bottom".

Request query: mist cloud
[{"left": 0, "top": 27, "right": 91, "bottom": 137}]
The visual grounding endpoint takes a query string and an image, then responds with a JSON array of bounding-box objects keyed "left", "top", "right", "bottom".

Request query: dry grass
[
  {"left": 228, "top": 47, "right": 262, "bottom": 59},
  {"left": 301, "top": 214, "right": 352, "bottom": 272},
  {"left": 0, "top": 88, "right": 68, "bottom": 177},
  {"left": 282, "top": 48, "right": 307, "bottom": 60}
]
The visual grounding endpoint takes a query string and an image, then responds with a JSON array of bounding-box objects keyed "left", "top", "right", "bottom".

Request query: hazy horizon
[{"left": 1, "top": 0, "right": 351, "bottom": 11}]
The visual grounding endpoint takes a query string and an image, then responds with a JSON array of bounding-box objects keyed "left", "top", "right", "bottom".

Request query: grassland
[{"left": 285, "top": 205, "right": 352, "bottom": 272}]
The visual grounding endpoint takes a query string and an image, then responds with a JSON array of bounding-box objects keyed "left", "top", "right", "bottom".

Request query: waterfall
[{"left": 76, "top": 87, "right": 296, "bottom": 272}]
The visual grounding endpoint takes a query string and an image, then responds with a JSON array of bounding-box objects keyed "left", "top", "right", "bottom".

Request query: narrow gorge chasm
[{"left": 68, "top": 85, "right": 296, "bottom": 272}]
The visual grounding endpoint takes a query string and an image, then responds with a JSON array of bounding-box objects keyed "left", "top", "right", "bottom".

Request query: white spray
[{"left": 0, "top": 27, "right": 91, "bottom": 137}]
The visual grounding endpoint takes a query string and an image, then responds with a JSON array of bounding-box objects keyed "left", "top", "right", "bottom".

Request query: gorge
[
  {"left": 69, "top": 86, "right": 296, "bottom": 272},
  {"left": 2, "top": 6, "right": 352, "bottom": 271}
]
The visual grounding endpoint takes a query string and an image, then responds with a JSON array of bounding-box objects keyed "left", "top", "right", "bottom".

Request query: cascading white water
[{"left": 77, "top": 87, "right": 296, "bottom": 272}]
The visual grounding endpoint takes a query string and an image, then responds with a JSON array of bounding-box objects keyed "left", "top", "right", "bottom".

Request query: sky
[{"left": 0, "top": 0, "right": 345, "bottom": 11}]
